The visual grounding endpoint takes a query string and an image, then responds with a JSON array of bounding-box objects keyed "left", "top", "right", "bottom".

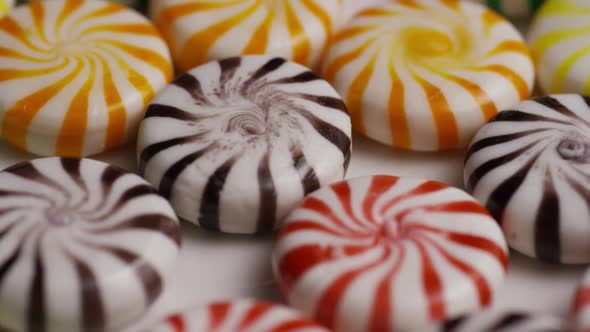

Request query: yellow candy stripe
[
  {"left": 322, "top": 0, "right": 533, "bottom": 151},
  {"left": 529, "top": 0, "right": 590, "bottom": 94},
  {"left": 0, "top": 0, "right": 173, "bottom": 156},
  {"left": 0, "top": 0, "right": 9, "bottom": 17},
  {"left": 156, "top": 0, "right": 339, "bottom": 72}
]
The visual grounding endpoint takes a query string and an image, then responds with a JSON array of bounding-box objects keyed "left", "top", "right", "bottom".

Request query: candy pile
[{"left": 0, "top": 0, "right": 589, "bottom": 331}]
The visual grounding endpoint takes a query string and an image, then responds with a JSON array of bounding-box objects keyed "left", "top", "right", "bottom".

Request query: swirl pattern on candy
[
  {"left": 573, "top": 267, "right": 590, "bottom": 332},
  {"left": 322, "top": 0, "right": 534, "bottom": 151},
  {"left": 273, "top": 175, "right": 508, "bottom": 332},
  {"left": 464, "top": 94, "right": 590, "bottom": 264},
  {"left": 0, "top": 157, "right": 181, "bottom": 332},
  {"left": 147, "top": 300, "right": 329, "bottom": 332},
  {"left": 528, "top": 0, "right": 590, "bottom": 95},
  {"left": 0, "top": 0, "right": 173, "bottom": 157},
  {"left": 153, "top": 0, "right": 340, "bottom": 72},
  {"left": 427, "top": 309, "right": 566, "bottom": 332},
  {"left": 138, "top": 55, "right": 351, "bottom": 234}
]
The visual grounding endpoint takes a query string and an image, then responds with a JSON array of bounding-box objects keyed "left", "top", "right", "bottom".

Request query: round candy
[
  {"left": 147, "top": 300, "right": 329, "bottom": 332},
  {"left": 469, "top": 0, "right": 545, "bottom": 19},
  {"left": 573, "top": 267, "right": 590, "bottom": 332},
  {"left": 528, "top": 0, "right": 590, "bottom": 95},
  {"left": 153, "top": 0, "right": 340, "bottom": 73},
  {"left": 138, "top": 55, "right": 351, "bottom": 234},
  {"left": 273, "top": 175, "right": 508, "bottom": 332},
  {"left": 427, "top": 309, "right": 566, "bottom": 332},
  {"left": 322, "top": 0, "right": 534, "bottom": 151},
  {"left": 464, "top": 94, "right": 590, "bottom": 264},
  {"left": 0, "top": 157, "right": 181, "bottom": 331},
  {"left": 0, "top": 0, "right": 173, "bottom": 157}
]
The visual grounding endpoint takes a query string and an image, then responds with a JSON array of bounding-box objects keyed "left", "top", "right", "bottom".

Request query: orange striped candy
[
  {"left": 322, "top": 0, "right": 535, "bottom": 151},
  {"left": 153, "top": 0, "right": 341, "bottom": 73},
  {"left": 0, "top": 0, "right": 173, "bottom": 157}
]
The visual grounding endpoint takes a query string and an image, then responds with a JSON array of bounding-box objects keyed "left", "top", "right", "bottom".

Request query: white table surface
[{"left": 0, "top": 132, "right": 584, "bottom": 330}]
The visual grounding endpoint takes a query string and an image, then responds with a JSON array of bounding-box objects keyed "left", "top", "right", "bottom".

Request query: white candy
[
  {"left": 465, "top": 94, "right": 590, "bottom": 264},
  {"left": 138, "top": 55, "right": 351, "bottom": 234},
  {"left": 0, "top": 158, "right": 181, "bottom": 332}
]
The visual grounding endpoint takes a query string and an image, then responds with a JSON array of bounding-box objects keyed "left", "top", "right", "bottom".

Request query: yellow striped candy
[
  {"left": 528, "top": 0, "right": 590, "bottom": 95},
  {"left": 0, "top": 0, "right": 14, "bottom": 17},
  {"left": 154, "top": 0, "right": 341, "bottom": 73},
  {"left": 0, "top": 0, "right": 173, "bottom": 156},
  {"left": 322, "top": 0, "right": 534, "bottom": 151}
]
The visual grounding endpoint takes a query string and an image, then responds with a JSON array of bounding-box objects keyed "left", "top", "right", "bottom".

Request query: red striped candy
[
  {"left": 273, "top": 175, "right": 508, "bottom": 332},
  {"left": 147, "top": 300, "right": 328, "bottom": 332}
]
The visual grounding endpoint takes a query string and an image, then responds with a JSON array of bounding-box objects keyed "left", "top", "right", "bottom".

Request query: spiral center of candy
[
  {"left": 226, "top": 108, "right": 267, "bottom": 136},
  {"left": 381, "top": 220, "right": 399, "bottom": 240},
  {"left": 558, "top": 136, "right": 590, "bottom": 161},
  {"left": 53, "top": 41, "right": 93, "bottom": 56},
  {"left": 45, "top": 207, "right": 80, "bottom": 227},
  {"left": 404, "top": 28, "right": 453, "bottom": 57}
]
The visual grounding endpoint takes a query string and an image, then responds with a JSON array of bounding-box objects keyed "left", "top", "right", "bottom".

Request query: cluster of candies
[{"left": 0, "top": 0, "right": 589, "bottom": 331}]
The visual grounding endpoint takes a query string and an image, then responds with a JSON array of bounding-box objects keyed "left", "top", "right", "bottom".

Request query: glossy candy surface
[
  {"left": 0, "top": 157, "right": 181, "bottom": 332},
  {"left": 322, "top": 0, "right": 534, "bottom": 151},
  {"left": 0, "top": 0, "right": 173, "bottom": 156},
  {"left": 465, "top": 94, "right": 590, "bottom": 264},
  {"left": 528, "top": 0, "right": 590, "bottom": 95},
  {"left": 138, "top": 55, "right": 351, "bottom": 234},
  {"left": 153, "top": 0, "right": 341, "bottom": 73},
  {"left": 147, "top": 300, "right": 329, "bottom": 332},
  {"left": 273, "top": 175, "right": 508, "bottom": 332}
]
